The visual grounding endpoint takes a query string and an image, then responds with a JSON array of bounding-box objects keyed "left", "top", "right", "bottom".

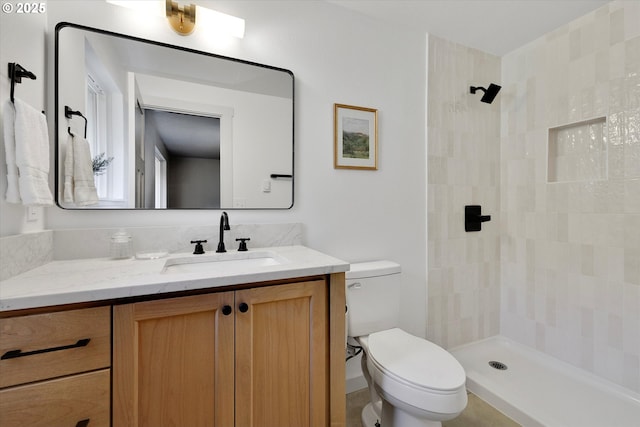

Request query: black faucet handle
[
  {"left": 236, "top": 238, "right": 250, "bottom": 252},
  {"left": 190, "top": 239, "right": 207, "bottom": 254}
]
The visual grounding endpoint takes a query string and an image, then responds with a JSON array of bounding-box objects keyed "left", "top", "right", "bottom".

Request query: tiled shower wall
[
  {"left": 427, "top": 35, "right": 501, "bottom": 349},
  {"left": 500, "top": 0, "right": 640, "bottom": 392}
]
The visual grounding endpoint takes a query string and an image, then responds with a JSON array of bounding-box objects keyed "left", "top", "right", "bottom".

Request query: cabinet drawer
[
  {"left": 0, "top": 369, "right": 110, "bottom": 427},
  {"left": 0, "top": 306, "right": 111, "bottom": 388}
]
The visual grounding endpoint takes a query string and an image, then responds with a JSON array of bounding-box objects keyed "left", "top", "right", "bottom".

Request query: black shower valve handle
[{"left": 464, "top": 205, "right": 492, "bottom": 232}]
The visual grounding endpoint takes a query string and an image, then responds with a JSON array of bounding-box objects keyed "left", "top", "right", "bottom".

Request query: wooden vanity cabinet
[
  {"left": 113, "top": 277, "right": 344, "bottom": 427},
  {"left": 0, "top": 306, "right": 111, "bottom": 427}
]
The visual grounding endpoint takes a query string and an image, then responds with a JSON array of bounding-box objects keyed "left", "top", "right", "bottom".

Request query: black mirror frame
[{"left": 54, "top": 21, "right": 295, "bottom": 210}]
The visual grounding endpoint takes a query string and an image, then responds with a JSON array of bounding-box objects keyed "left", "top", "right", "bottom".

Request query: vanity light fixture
[
  {"left": 105, "top": 0, "right": 245, "bottom": 38},
  {"left": 166, "top": 0, "right": 196, "bottom": 35}
]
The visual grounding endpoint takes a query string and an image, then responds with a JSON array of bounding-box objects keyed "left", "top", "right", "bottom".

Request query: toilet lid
[{"left": 367, "top": 328, "right": 466, "bottom": 392}]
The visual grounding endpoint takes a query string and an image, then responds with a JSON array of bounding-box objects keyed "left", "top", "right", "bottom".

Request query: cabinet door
[
  {"left": 235, "top": 280, "right": 328, "bottom": 427},
  {"left": 113, "top": 292, "right": 235, "bottom": 427}
]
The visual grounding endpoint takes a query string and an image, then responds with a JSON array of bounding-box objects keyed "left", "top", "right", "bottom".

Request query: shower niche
[{"left": 547, "top": 117, "right": 607, "bottom": 183}]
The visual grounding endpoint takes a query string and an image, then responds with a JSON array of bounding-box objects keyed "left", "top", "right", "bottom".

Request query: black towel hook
[
  {"left": 64, "top": 106, "right": 87, "bottom": 138},
  {"left": 8, "top": 62, "right": 36, "bottom": 103}
]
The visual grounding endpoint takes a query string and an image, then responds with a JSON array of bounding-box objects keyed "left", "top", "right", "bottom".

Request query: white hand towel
[
  {"left": 63, "top": 133, "right": 74, "bottom": 203},
  {"left": 11, "top": 98, "right": 54, "bottom": 206},
  {"left": 63, "top": 133, "right": 98, "bottom": 206},
  {"left": 2, "top": 100, "right": 20, "bottom": 203}
]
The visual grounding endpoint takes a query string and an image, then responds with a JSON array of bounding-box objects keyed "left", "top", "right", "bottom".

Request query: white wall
[{"left": 0, "top": 1, "right": 428, "bottom": 337}]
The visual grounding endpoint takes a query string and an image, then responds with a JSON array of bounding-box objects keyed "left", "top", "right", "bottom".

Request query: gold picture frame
[{"left": 334, "top": 103, "right": 378, "bottom": 170}]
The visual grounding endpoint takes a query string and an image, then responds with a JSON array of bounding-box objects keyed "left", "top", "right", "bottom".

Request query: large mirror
[{"left": 55, "top": 23, "right": 294, "bottom": 209}]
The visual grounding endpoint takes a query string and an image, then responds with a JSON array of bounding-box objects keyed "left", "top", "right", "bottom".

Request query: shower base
[{"left": 450, "top": 336, "right": 640, "bottom": 427}]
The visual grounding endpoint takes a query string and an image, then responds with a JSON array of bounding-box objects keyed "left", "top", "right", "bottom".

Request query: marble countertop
[{"left": 0, "top": 246, "right": 349, "bottom": 312}]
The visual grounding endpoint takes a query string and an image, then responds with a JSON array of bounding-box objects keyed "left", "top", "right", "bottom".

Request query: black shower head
[{"left": 470, "top": 83, "right": 501, "bottom": 104}]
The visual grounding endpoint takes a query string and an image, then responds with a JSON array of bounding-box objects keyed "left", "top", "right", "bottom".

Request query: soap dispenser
[{"left": 110, "top": 230, "right": 133, "bottom": 259}]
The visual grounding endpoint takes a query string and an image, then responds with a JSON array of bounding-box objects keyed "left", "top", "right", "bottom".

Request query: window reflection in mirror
[{"left": 55, "top": 23, "right": 294, "bottom": 210}]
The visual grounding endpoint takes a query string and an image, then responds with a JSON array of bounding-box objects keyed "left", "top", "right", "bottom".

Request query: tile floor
[{"left": 346, "top": 388, "right": 521, "bottom": 427}]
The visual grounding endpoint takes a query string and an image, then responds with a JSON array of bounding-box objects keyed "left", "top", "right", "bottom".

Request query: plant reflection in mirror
[{"left": 92, "top": 153, "right": 114, "bottom": 176}]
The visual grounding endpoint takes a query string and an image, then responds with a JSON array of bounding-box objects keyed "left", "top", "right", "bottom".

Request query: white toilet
[{"left": 346, "top": 261, "right": 468, "bottom": 427}]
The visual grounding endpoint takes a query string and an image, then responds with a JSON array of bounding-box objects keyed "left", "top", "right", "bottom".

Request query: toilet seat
[
  {"left": 361, "top": 328, "right": 468, "bottom": 417},
  {"left": 367, "top": 328, "right": 466, "bottom": 392}
]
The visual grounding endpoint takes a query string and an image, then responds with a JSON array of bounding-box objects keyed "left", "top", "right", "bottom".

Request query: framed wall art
[{"left": 334, "top": 103, "right": 378, "bottom": 170}]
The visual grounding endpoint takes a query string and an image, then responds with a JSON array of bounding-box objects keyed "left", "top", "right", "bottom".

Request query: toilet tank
[{"left": 346, "top": 260, "right": 401, "bottom": 337}]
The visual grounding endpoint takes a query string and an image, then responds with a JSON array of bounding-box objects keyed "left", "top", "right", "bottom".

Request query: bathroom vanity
[{"left": 0, "top": 246, "right": 348, "bottom": 427}]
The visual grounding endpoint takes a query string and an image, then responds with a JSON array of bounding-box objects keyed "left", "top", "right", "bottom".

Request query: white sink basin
[{"left": 162, "top": 251, "right": 288, "bottom": 274}]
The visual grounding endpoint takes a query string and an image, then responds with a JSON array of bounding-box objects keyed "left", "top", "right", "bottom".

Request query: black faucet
[{"left": 216, "top": 212, "right": 230, "bottom": 253}]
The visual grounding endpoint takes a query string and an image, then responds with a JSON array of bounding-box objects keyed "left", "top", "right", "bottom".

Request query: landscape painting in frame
[{"left": 334, "top": 103, "right": 378, "bottom": 170}]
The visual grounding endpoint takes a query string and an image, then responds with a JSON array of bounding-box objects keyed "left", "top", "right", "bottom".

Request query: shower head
[{"left": 470, "top": 83, "right": 501, "bottom": 104}]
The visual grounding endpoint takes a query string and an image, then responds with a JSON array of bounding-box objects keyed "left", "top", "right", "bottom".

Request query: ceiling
[
  {"left": 328, "top": 0, "right": 611, "bottom": 56},
  {"left": 146, "top": 110, "right": 221, "bottom": 159}
]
